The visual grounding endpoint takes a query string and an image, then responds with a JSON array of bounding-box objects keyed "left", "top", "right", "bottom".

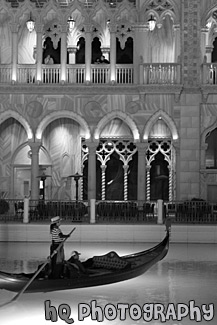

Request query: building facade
[{"left": 0, "top": 0, "right": 217, "bottom": 203}]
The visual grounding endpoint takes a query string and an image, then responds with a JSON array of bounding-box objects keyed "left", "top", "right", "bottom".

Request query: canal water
[{"left": 0, "top": 238, "right": 216, "bottom": 325}]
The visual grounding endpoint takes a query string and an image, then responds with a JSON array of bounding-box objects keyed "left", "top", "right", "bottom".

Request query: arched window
[
  {"left": 205, "top": 128, "right": 217, "bottom": 168},
  {"left": 116, "top": 37, "right": 133, "bottom": 64},
  {"left": 92, "top": 37, "right": 102, "bottom": 63},
  {"left": 212, "top": 37, "right": 217, "bottom": 63},
  {"left": 76, "top": 37, "right": 85, "bottom": 64}
]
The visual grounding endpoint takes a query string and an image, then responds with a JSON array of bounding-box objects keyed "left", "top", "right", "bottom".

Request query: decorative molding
[
  {"left": 200, "top": 85, "right": 217, "bottom": 103},
  {"left": 0, "top": 83, "right": 184, "bottom": 96}
]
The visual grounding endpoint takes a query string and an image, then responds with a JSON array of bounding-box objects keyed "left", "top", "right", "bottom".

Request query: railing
[
  {"left": 66, "top": 64, "right": 85, "bottom": 83},
  {"left": 165, "top": 200, "right": 217, "bottom": 224},
  {"left": 0, "top": 199, "right": 89, "bottom": 223},
  {"left": 2, "top": 199, "right": 217, "bottom": 224},
  {"left": 116, "top": 64, "right": 134, "bottom": 84},
  {"left": 141, "top": 63, "right": 181, "bottom": 84},
  {"left": 202, "top": 63, "right": 217, "bottom": 84},
  {"left": 6, "top": 0, "right": 136, "bottom": 9},
  {"left": 17, "top": 64, "right": 36, "bottom": 83},
  {"left": 0, "top": 63, "right": 183, "bottom": 85},
  {"left": 0, "top": 199, "right": 24, "bottom": 222},
  {"left": 28, "top": 200, "right": 89, "bottom": 222},
  {"left": 0, "top": 64, "right": 12, "bottom": 83},
  {"left": 91, "top": 65, "right": 110, "bottom": 84},
  {"left": 96, "top": 200, "right": 157, "bottom": 223},
  {"left": 42, "top": 64, "right": 61, "bottom": 83},
  {"left": 0, "top": 198, "right": 215, "bottom": 224}
]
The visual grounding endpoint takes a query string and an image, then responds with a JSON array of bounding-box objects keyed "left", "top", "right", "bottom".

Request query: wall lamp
[
  {"left": 148, "top": 15, "right": 156, "bottom": 31},
  {"left": 68, "top": 17, "right": 75, "bottom": 33},
  {"left": 26, "top": 13, "right": 35, "bottom": 33}
]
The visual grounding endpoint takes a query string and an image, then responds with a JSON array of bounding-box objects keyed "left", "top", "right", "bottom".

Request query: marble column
[
  {"left": 205, "top": 45, "right": 213, "bottom": 64},
  {"left": 132, "top": 28, "right": 138, "bottom": 84},
  {"left": 110, "top": 24, "right": 116, "bottom": 82},
  {"left": 101, "top": 47, "right": 110, "bottom": 61},
  {"left": 173, "top": 141, "right": 180, "bottom": 201},
  {"left": 29, "top": 142, "right": 41, "bottom": 200},
  {"left": 87, "top": 141, "right": 98, "bottom": 200},
  {"left": 85, "top": 24, "right": 92, "bottom": 82},
  {"left": 10, "top": 23, "right": 19, "bottom": 82},
  {"left": 201, "top": 27, "right": 209, "bottom": 61},
  {"left": 173, "top": 25, "right": 181, "bottom": 63},
  {"left": 68, "top": 47, "right": 77, "bottom": 64},
  {"left": 61, "top": 24, "right": 68, "bottom": 82},
  {"left": 35, "top": 23, "right": 43, "bottom": 82},
  {"left": 137, "top": 142, "right": 148, "bottom": 202}
]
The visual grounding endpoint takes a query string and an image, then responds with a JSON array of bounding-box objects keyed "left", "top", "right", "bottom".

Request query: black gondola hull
[{"left": 0, "top": 231, "right": 169, "bottom": 293}]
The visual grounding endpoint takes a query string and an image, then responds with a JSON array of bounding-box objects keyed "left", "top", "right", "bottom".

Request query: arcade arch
[{"left": 143, "top": 110, "right": 178, "bottom": 201}]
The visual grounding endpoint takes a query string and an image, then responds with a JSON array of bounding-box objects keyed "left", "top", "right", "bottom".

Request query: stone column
[
  {"left": 68, "top": 46, "right": 77, "bottom": 64},
  {"left": 173, "top": 25, "right": 181, "bottom": 63},
  {"left": 101, "top": 47, "right": 110, "bottom": 61},
  {"left": 201, "top": 27, "right": 209, "bottom": 61},
  {"left": 85, "top": 24, "right": 92, "bottom": 83},
  {"left": 29, "top": 142, "right": 41, "bottom": 200},
  {"left": 61, "top": 24, "right": 68, "bottom": 82},
  {"left": 205, "top": 46, "right": 213, "bottom": 64},
  {"left": 173, "top": 141, "right": 180, "bottom": 201},
  {"left": 87, "top": 141, "right": 98, "bottom": 200},
  {"left": 110, "top": 24, "right": 116, "bottom": 82},
  {"left": 35, "top": 23, "right": 43, "bottom": 82},
  {"left": 137, "top": 142, "right": 148, "bottom": 202},
  {"left": 182, "top": 0, "right": 200, "bottom": 87},
  {"left": 132, "top": 28, "right": 139, "bottom": 84},
  {"left": 10, "top": 23, "right": 19, "bottom": 82}
]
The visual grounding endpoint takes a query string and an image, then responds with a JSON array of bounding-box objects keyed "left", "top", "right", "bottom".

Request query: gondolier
[{"left": 50, "top": 216, "right": 70, "bottom": 278}]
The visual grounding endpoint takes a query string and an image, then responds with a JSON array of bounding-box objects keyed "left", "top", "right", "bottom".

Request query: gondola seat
[{"left": 92, "top": 251, "right": 130, "bottom": 270}]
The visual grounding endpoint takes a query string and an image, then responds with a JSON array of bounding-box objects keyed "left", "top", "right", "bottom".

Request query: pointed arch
[
  {"left": 94, "top": 111, "right": 140, "bottom": 141},
  {"left": 11, "top": 142, "right": 52, "bottom": 166},
  {"left": 201, "top": 120, "right": 217, "bottom": 146},
  {"left": 0, "top": 110, "right": 33, "bottom": 139},
  {"left": 35, "top": 110, "right": 91, "bottom": 140},
  {"left": 143, "top": 110, "right": 178, "bottom": 140},
  {"left": 140, "top": 0, "right": 180, "bottom": 25}
]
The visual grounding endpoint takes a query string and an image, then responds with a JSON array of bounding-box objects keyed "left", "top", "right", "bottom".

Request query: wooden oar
[{"left": 0, "top": 227, "right": 76, "bottom": 308}]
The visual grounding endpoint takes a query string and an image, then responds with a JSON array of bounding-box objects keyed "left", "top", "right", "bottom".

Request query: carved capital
[
  {"left": 109, "top": 24, "right": 117, "bottom": 34},
  {"left": 205, "top": 45, "right": 214, "bottom": 53},
  {"left": 60, "top": 24, "right": 68, "bottom": 33},
  {"left": 136, "top": 142, "right": 149, "bottom": 154},
  {"left": 84, "top": 24, "right": 93, "bottom": 33},
  {"left": 10, "top": 23, "right": 19, "bottom": 33},
  {"left": 28, "top": 141, "right": 41, "bottom": 155},
  {"left": 201, "top": 90, "right": 209, "bottom": 103},
  {"left": 86, "top": 141, "right": 98, "bottom": 154},
  {"left": 35, "top": 23, "right": 44, "bottom": 34},
  {"left": 67, "top": 46, "right": 77, "bottom": 54}
]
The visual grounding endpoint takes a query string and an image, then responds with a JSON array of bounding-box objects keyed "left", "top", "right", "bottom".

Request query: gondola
[{"left": 0, "top": 231, "right": 170, "bottom": 293}]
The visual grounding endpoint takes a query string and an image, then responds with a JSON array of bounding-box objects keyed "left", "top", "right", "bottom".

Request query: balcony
[
  {"left": 140, "top": 63, "right": 181, "bottom": 85},
  {"left": 201, "top": 63, "right": 217, "bottom": 102},
  {"left": 0, "top": 62, "right": 183, "bottom": 99},
  {"left": 0, "top": 63, "right": 182, "bottom": 85}
]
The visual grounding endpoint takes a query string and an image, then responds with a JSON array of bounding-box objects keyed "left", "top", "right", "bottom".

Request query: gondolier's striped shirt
[{"left": 51, "top": 227, "right": 65, "bottom": 244}]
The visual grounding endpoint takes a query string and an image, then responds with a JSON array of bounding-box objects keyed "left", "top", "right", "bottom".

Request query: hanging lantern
[
  {"left": 26, "top": 13, "right": 35, "bottom": 33},
  {"left": 68, "top": 17, "right": 75, "bottom": 33},
  {"left": 148, "top": 15, "right": 156, "bottom": 31}
]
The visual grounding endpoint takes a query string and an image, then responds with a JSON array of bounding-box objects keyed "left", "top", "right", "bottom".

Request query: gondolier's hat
[
  {"left": 51, "top": 216, "right": 61, "bottom": 224},
  {"left": 71, "top": 250, "right": 81, "bottom": 257}
]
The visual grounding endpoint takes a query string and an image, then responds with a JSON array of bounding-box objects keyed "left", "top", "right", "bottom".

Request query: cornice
[
  {"left": 200, "top": 85, "right": 217, "bottom": 103},
  {"left": 0, "top": 83, "right": 184, "bottom": 98}
]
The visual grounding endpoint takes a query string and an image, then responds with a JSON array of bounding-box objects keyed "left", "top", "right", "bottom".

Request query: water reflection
[{"left": 0, "top": 242, "right": 216, "bottom": 325}]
